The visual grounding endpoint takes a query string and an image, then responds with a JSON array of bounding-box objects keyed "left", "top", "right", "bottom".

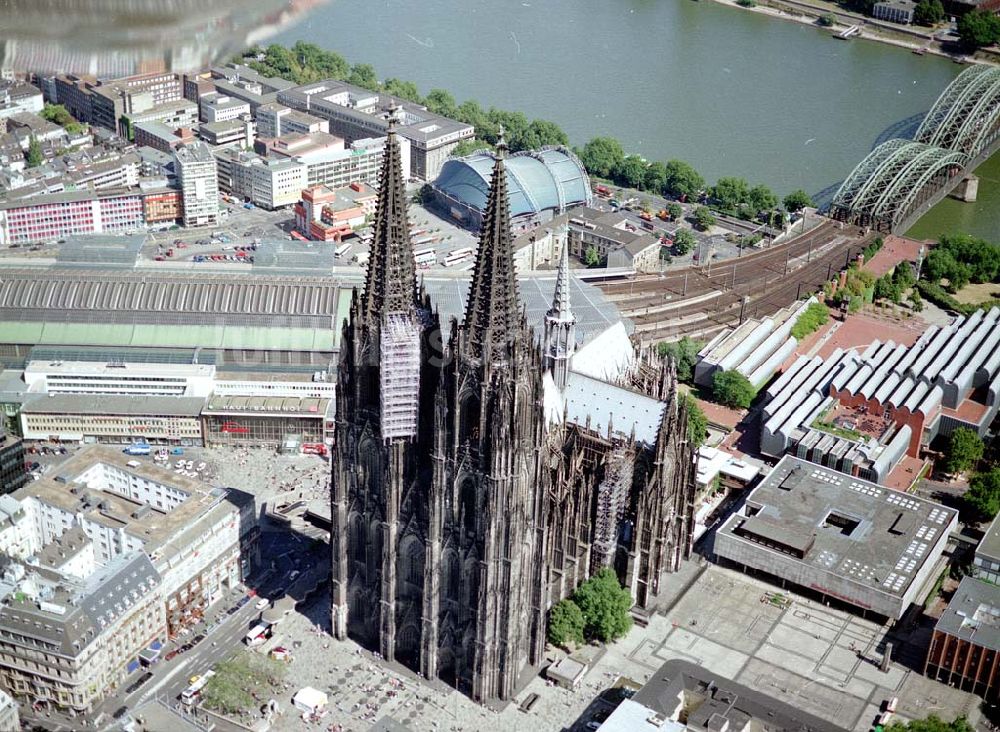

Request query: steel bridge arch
[
  {"left": 869, "top": 148, "right": 967, "bottom": 226},
  {"left": 830, "top": 138, "right": 911, "bottom": 212},
  {"left": 830, "top": 139, "right": 968, "bottom": 230},
  {"left": 915, "top": 65, "right": 1000, "bottom": 157}
]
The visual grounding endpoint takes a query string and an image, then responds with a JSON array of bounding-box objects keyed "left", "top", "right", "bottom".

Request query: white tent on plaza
[{"left": 293, "top": 686, "right": 328, "bottom": 714}]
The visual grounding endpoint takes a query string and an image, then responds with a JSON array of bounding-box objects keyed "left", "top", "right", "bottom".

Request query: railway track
[{"left": 596, "top": 218, "right": 870, "bottom": 343}]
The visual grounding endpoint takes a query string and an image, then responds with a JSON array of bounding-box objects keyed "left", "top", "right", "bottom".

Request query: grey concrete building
[
  {"left": 207, "top": 64, "right": 295, "bottom": 114},
  {"left": 600, "top": 658, "right": 843, "bottom": 732},
  {"left": 277, "top": 80, "right": 474, "bottom": 179},
  {"left": 975, "top": 511, "right": 1000, "bottom": 584},
  {"left": 714, "top": 455, "right": 956, "bottom": 619}
]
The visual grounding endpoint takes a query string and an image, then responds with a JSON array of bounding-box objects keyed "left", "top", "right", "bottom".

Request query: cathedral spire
[
  {"left": 362, "top": 101, "right": 417, "bottom": 321},
  {"left": 544, "top": 242, "right": 576, "bottom": 390},
  {"left": 547, "top": 240, "right": 573, "bottom": 322},
  {"left": 463, "top": 127, "right": 523, "bottom": 363}
]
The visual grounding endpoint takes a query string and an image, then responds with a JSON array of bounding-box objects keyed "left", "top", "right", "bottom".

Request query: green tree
[
  {"left": 747, "top": 184, "right": 778, "bottom": 215},
  {"left": 693, "top": 206, "right": 716, "bottom": 231},
  {"left": 909, "top": 289, "right": 924, "bottom": 312},
  {"left": 524, "top": 118, "right": 569, "bottom": 149},
  {"left": 644, "top": 161, "right": 669, "bottom": 194},
  {"left": 662, "top": 160, "right": 704, "bottom": 199},
  {"left": 455, "top": 99, "right": 487, "bottom": 129},
  {"left": 818, "top": 13, "right": 836, "bottom": 26},
  {"left": 712, "top": 176, "right": 750, "bottom": 212},
  {"left": 964, "top": 467, "right": 1000, "bottom": 522},
  {"left": 712, "top": 370, "right": 756, "bottom": 409},
  {"left": 424, "top": 89, "right": 458, "bottom": 119},
  {"left": 547, "top": 599, "right": 585, "bottom": 647},
  {"left": 347, "top": 63, "right": 379, "bottom": 90},
  {"left": 573, "top": 568, "right": 633, "bottom": 643},
  {"left": 886, "top": 715, "right": 974, "bottom": 732},
  {"left": 673, "top": 228, "right": 697, "bottom": 255},
  {"left": 25, "top": 136, "right": 43, "bottom": 168},
  {"left": 579, "top": 137, "right": 625, "bottom": 179},
  {"left": 41, "top": 103, "right": 75, "bottom": 127},
  {"left": 790, "top": 302, "right": 830, "bottom": 339},
  {"left": 957, "top": 9, "right": 1000, "bottom": 49},
  {"left": 665, "top": 202, "right": 683, "bottom": 220},
  {"left": 684, "top": 393, "right": 708, "bottom": 447},
  {"left": 944, "top": 427, "right": 985, "bottom": 475},
  {"left": 290, "top": 41, "right": 349, "bottom": 79},
  {"left": 656, "top": 336, "right": 702, "bottom": 382},
  {"left": 913, "top": 0, "right": 945, "bottom": 25},
  {"left": 783, "top": 189, "right": 813, "bottom": 212},
  {"left": 584, "top": 245, "right": 601, "bottom": 267},
  {"left": 614, "top": 155, "right": 647, "bottom": 190},
  {"left": 382, "top": 78, "right": 423, "bottom": 103}
]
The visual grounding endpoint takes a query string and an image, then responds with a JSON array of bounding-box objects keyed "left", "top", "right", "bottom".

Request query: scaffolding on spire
[{"left": 379, "top": 312, "right": 422, "bottom": 441}]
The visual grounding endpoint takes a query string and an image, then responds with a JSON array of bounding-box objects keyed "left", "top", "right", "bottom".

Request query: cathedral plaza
[{"left": 207, "top": 562, "right": 981, "bottom": 732}]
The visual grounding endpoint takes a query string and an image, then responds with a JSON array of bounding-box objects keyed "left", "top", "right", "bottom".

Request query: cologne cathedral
[{"left": 330, "top": 109, "right": 696, "bottom": 702}]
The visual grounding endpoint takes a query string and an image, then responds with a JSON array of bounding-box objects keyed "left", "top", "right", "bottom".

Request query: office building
[
  {"left": 266, "top": 132, "right": 394, "bottom": 189},
  {"left": 255, "top": 102, "right": 329, "bottom": 139},
  {"left": 974, "top": 510, "right": 1000, "bottom": 583},
  {"left": 926, "top": 575, "right": 1000, "bottom": 701},
  {"left": 207, "top": 64, "right": 295, "bottom": 114},
  {"left": 0, "top": 436, "right": 27, "bottom": 496},
  {"left": 119, "top": 99, "right": 197, "bottom": 140},
  {"left": 198, "top": 116, "right": 254, "bottom": 148},
  {"left": 277, "top": 80, "right": 473, "bottom": 179},
  {"left": 174, "top": 142, "right": 219, "bottom": 227},
  {"left": 714, "top": 455, "right": 957, "bottom": 619},
  {"left": 212, "top": 149, "right": 306, "bottom": 209},
  {"left": 199, "top": 93, "right": 251, "bottom": 124},
  {"left": 0, "top": 188, "right": 146, "bottom": 247},
  {"left": 67, "top": 72, "right": 184, "bottom": 135}
]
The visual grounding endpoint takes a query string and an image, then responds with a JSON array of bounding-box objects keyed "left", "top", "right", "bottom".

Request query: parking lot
[{"left": 142, "top": 199, "right": 297, "bottom": 265}]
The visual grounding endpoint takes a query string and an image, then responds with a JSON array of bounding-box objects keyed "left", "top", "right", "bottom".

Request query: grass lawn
[{"left": 952, "top": 282, "right": 1000, "bottom": 305}]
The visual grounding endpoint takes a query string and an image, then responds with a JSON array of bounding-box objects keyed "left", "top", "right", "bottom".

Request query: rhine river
[{"left": 275, "top": 0, "right": 999, "bottom": 240}]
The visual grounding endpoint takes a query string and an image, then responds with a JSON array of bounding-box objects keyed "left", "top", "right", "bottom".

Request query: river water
[{"left": 275, "top": 0, "right": 998, "bottom": 239}]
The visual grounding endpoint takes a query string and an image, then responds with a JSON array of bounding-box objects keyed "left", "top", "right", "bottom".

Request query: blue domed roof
[{"left": 433, "top": 147, "right": 592, "bottom": 218}]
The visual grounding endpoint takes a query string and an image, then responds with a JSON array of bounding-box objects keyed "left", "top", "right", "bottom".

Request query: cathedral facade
[{"left": 330, "top": 111, "right": 696, "bottom": 702}]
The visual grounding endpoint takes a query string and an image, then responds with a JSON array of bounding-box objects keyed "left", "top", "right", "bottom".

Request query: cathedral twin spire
[
  {"left": 361, "top": 102, "right": 418, "bottom": 321},
  {"left": 462, "top": 129, "right": 524, "bottom": 364},
  {"left": 362, "top": 116, "right": 570, "bottom": 373}
]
